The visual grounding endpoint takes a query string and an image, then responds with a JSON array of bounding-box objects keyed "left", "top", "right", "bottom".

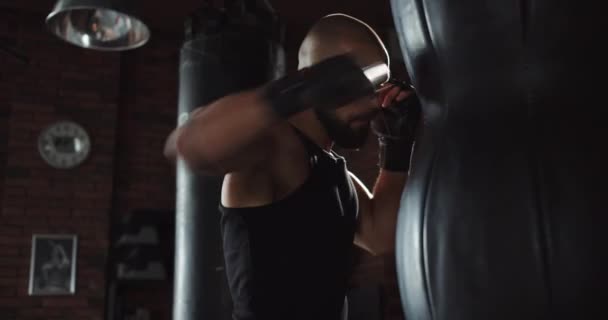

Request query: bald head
[{"left": 298, "top": 13, "right": 390, "bottom": 71}]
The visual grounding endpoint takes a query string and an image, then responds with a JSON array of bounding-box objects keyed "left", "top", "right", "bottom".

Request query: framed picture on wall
[{"left": 28, "top": 234, "right": 78, "bottom": 296}]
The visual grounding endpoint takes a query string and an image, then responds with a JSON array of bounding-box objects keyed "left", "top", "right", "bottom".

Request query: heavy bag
[
  {"left": 173, "top": 2, "right": 285, "bottom": 320},
  {"left": 389, "top": 1, "right": 608, "bottom": 319}
]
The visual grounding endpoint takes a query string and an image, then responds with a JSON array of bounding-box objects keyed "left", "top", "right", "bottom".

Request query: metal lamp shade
[{"left": 46, "top": 0, "right": 150, "bottom": 51}]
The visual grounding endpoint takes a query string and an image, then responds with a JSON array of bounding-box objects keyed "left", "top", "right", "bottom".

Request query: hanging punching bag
[
  {"left": 173, "top": 2, "right": 284, "bottom": 320},
  {"left": 390, "top": 1, "right": 607, "bottom": 319}
]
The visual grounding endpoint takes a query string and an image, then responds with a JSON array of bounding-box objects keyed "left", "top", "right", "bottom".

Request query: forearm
[
  {"left": 175, "top": 54, "right": 377, "bottom": 173},
  {"left": 171, "top": 54, "right": 379, "bottom": 174},
  {"left": 369, "top": 169, "right": 408, "bottom": 253},
  {"left": 367, "top": 139, "right": 412, "bottom": 253},
  {"left": 356, "top": 82, "right": 420, "bottom": 255}
]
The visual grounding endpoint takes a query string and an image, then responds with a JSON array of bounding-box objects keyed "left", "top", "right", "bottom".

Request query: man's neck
[{"left": 288, "top": 110, "right": 333, "bottom": 151}]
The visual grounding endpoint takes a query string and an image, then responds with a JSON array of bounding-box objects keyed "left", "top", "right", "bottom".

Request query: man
[{"left": 164, "top": 13, "right": 420, "bottom": 320}]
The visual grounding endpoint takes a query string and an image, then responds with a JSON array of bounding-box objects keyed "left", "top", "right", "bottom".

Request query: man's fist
[{"left": 372, "top": 79, "right": 421, "bottom": 142}]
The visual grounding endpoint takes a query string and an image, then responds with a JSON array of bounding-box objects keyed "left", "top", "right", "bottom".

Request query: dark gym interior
[
  {"left": 1, "top": 1, "right": 404, "bottom": 319},
  {"left": 2, "top": 0, "right": 606, "bottom": 320}
]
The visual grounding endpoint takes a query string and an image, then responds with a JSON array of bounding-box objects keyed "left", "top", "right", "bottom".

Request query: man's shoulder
[
  {"left": 221, "top": 123, "right": 311, "bottom": 208},
  {"left": 263, "top": 122, "right": 309, "bottom": 163}
]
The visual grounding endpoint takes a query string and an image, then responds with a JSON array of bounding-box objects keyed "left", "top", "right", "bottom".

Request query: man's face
[
  {"left": 316, "top": 95, "right": 380, "bottom": 149},
  {"left": 299, "top": 37, "right": 388, "bottom": 149}
]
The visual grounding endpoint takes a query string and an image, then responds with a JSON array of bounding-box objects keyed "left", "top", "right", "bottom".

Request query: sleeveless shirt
[{"left": 219, "top": 127, "right": 359, "bottom": 320}]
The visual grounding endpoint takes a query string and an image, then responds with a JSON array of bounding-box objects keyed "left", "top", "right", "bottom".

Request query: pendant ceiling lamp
[{"left": 46, "top": 0, "right": 150, "bottom": 51}]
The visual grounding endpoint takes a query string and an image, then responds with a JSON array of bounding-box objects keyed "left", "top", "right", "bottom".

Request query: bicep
[
  {"left": 178, "top": 121, "right": 278, "bottom": 175},
  {"left": 175, "top": 88, "right": 279, "bottom": 175}
]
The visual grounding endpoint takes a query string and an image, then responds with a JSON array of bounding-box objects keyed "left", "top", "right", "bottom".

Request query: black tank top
[{"left": 219, "top": 127, "right": 358, "bottom": 320}]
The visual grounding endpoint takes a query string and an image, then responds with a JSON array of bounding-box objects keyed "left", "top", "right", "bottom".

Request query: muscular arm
[
  {"left": 351, "top": 170, "right": 407, "bottom": 255},
  {"left": 352, "top": 81, "right": 420, "bottom": 255},
  {"left": 163, "top": 54, "right": 378, "bottom": 175},
  {"left": 165, "top": 88, "right": 280, "bottom": 175}
]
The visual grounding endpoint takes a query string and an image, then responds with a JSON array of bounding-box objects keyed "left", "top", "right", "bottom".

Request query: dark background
[{"left": 0, "top": 0, "right": 406, "bottom": 319}]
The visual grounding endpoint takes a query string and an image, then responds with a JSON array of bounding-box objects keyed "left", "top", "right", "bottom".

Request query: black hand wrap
[
  {"left": 262, "top": 54, "right": 376, "bottom": 119},
  {"left": 372, "top": 80, "right": 422, "bottom": 172}
]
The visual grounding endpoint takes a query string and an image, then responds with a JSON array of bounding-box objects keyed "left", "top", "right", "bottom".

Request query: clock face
[{"left": 38, "top": 121, "right": 91, "bottom": 169}]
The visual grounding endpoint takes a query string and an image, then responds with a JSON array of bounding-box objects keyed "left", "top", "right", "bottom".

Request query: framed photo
[{"left": 28, "top": 234, "right": 78, "bottom": 296}]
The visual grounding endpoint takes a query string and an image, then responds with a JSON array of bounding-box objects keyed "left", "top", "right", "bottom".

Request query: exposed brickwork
[
  {"left": 0, "top": 8, "right": 119, "bottom": 320},
  {"left": 113, "top": 35, "right": 179, "bottom": 215},
  {"left": 0, "top": 6, "right": 23, "bottom": 227},
  {"left": 111, "top": 33, "right": 180, "bottom": 319}
]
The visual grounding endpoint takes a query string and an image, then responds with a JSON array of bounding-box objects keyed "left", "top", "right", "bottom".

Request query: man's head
[{"left": 298, "top": 13, "right": 390, "bottom": 149}]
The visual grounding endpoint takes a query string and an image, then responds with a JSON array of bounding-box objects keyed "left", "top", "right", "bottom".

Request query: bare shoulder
[{"left": 221, "top": 123, "right": 309, "bottom": 208}]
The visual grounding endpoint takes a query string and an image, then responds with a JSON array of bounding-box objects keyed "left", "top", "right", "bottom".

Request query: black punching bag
[
  {"left": 173, "top": 2, "right": 284, "bottom": 320},
  {"left": 390, "top": 1, "right": 607, "bottom": 319}
]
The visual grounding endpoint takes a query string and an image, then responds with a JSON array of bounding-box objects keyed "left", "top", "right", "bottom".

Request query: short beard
[{"left": 315, "top": 108, "right": 369, "bottom": 149}]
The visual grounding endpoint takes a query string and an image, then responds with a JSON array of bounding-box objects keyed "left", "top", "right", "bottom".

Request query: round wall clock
[{"left": 38, "top": 121, "right": 91, "bottom": 169}]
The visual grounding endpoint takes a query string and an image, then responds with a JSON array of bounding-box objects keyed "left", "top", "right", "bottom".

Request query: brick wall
[
  {"left": 0, "top": 7, "right": 121, "bottom": 320},
  {"left": 0, "top": 7, "right": 405, "bottom": 320},
  {"left": 111, "top": 34, "right": 180, "bottom": 320},
  {"left": 113, "top": 35, "right": 179, "bottom": 215},
  {"left": 0, "top": 34, "right": 16, "bottom": 212}
]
